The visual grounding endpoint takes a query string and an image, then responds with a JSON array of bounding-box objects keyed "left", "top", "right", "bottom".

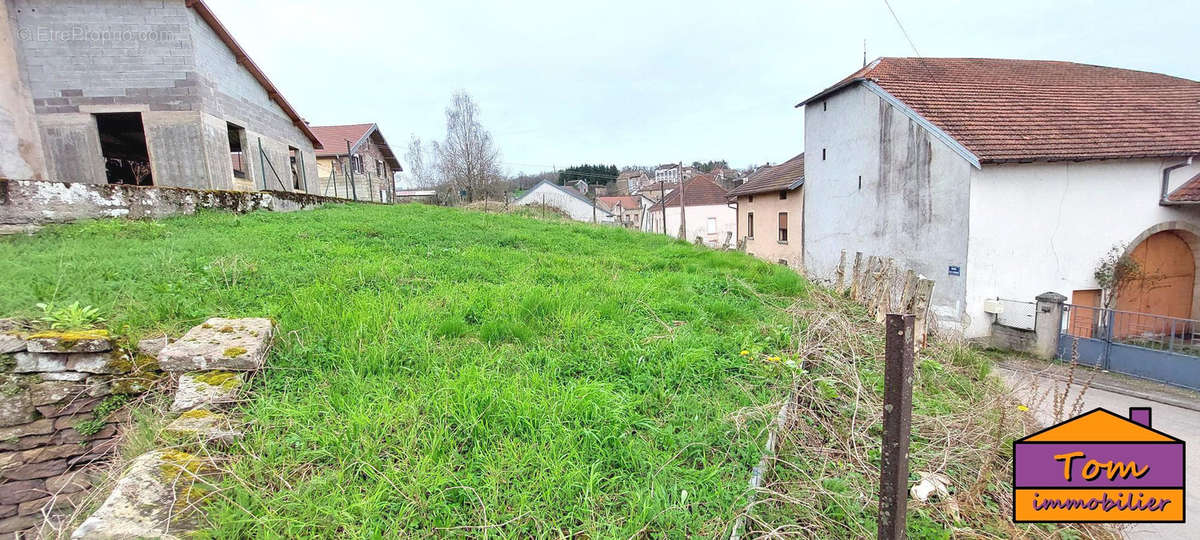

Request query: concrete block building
[
  {"left": 0, "top": 0, "right": 321, "bottom": 193},
  {"left": 798, "top": 58, "right": 1200, "bottom": 337}
]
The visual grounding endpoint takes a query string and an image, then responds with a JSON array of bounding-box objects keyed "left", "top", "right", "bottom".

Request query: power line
[{"left": 882, "top": 0, "right": 921, "bottom": 57}]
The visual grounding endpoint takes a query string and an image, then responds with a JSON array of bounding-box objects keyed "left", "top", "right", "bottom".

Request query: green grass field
[{"left": 0, "top": 204, "right": 807, "bottom": 537}]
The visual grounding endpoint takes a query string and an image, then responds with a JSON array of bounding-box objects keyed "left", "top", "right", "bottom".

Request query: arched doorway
[{"left": 1116, "top": 229, "right": 1196, "bottom": 337}]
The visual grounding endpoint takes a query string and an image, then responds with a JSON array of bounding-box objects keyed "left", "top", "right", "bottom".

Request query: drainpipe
[{"left": 1160, "top": 156, "right": 1195, "bottom": 206}]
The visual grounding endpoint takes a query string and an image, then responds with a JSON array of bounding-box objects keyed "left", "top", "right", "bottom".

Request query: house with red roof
[
  {"left": 309, "top": 123, "right": 402, "bottom": 203},
  {"left": 597, "top": 194, "right": 654, "bottom": 229},
  {"left": 645, "top": 174, "right": 736, "bottom": 247},
  {"left": 728, "top": 153, "right": 805, "bottom": 267},
  {"left": 798, "top": 57, "right": 1200, "bottom": 337}
]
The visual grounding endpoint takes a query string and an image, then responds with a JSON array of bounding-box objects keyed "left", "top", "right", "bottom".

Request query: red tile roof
[
  {"left": 728, "top": 153, "right": 804, "bottom": 196},
  {"left": 1167, "top": 172, "right": 1200, "bottom": 202},
  {"left": 309, "top": 123, "right": 402, "bottom": 170},
  {"left": 800, "top": 57, "right": 1200, "bottom": 164},
  {"left": 648, "top": 174, "right": 730, "bottom": 211}
]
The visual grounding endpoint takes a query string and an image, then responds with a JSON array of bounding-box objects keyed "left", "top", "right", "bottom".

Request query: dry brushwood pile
[{"left": 735, "top": 290, "right": 1118, "bottom": 539}]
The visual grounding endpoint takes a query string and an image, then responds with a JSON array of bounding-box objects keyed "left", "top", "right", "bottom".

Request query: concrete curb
[{"left": 996, "top": 362, "right": 1200, "bottom": 413}]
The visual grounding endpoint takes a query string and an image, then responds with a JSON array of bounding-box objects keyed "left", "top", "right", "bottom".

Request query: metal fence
[{"left": 1059, "top": 303, "right": 1200, "bottom": 389}]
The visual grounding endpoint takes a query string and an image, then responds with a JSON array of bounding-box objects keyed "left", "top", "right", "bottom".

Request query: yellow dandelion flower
[
  {"left": 1017, "top": 405, "right": 1029, "bottom": 412},
  {"left": 740, "top": 350, "right": 749, "bottom": 356}
]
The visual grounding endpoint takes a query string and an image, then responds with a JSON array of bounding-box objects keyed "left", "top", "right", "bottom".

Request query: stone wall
[
  {"left": 0, "top": 322, "right": 159, "bottom": 537},
  {"left": 988, "top": 323, "right": 1037, "bottom": 353},
  {"left": 0, "top": 179, "right": 368, "bottom": 232}
]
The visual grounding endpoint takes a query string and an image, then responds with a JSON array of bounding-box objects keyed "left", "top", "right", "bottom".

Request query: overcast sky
[{"left": 207, "top": 0, "right": 1199, "bottom": 180}]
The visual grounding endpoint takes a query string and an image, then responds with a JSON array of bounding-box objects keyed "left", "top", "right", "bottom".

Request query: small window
[
  {"left": 747, "top": 212, "right": 754, "bottom": 238},
  {"left": 352, "top": 154, "right": 364, "bottom": 174},
  {"left": 822, "top": 148, "right": 826, "bottom": 160},
  {"left": 288, "top": 146, "right": 301, "bottom": 189},
  {"left": 778, "top": 212, "right": 788, "bottom": 243},
  {"left": 780, "top": 190, "right": 787, "bottom": 200},
  {"left": 706, "top": 217, "right": 716, "bottom": 234},
  {"left": 376, "top": 159, "right": 383, "bottom": 176},
  {"left": 227, "top": 122, "right": 246, "bottom": 180},
  {"left": 823, "top": 100, "right": 827, "bottom": 111},
  {"left": 748, "top": 194, "right": 754, "bottom": 203}
]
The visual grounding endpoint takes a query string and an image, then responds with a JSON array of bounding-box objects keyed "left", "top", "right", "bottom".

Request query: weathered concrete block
[
  {"left": 28, "top": 380, "right": 84, "bottom": 406},
  {"left": 137, "top": 336, "right": 169, "bottom": 358},
  {"left": 0, "top": 320, "right": 26, "bottom": 354},
  {"left": 158, "top": 318, "right": 273, "bottom": 372},
  {"left": 170, "top": 371, "right": 242, "bottom": 411},
  {"left": 164, "top": 409, "right": 242, "bottom": 446},
  {"left": 0, "top": 514, "right": 40, "bottom": 534},
  {"left": 45, "top": 467, "right": 100, "bottom": 495},
  {"left": 0, "top": 334, "right": 24, "bottom": 355},
  {"left": 70, "top": 450, "right": 211, "bottom": 539},
  {"left": 38, "top": 372, "right": 89, "bottom": 382},
  {"left": 36, "top": 396, "right": 100, "bottom": 418},
  {"left": 26, "top": 330, "right": 112, "bottom": 353},
  {"left": 66, "top": 351, "right": 127, "bottom": 374},
  {"left": 0, "top": 418, "right": 54, "bottom": 441},
  {"left": 12, "top": 352, "right": 69, "bottom": 373},
  {"left": 0, "top": 479, "right": 45, "bottom": 505},
  {"left": 0, "top": 376, "right": 36, "bottom": 427},
  {"left": 2, "top": 457, "right": 69, "bottom": 481}
]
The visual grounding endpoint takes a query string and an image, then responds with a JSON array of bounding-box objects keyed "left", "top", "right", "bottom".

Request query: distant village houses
[
  {"left": 310, "top": 123, "right": 401, "bottom": 203},
  {"left": 598, "top": 195, "right": 653, "bottom": 229},
  {"left": 797, "top": 57, "right": 1200, "bottom": 338},
  {"left": 645, "top": 174, "right": 735, "bottom": 247}
]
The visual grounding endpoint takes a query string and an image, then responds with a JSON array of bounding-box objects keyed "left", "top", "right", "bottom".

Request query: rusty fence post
[{"left": 879, "top": 313, "right": 915, "bottom": 540}]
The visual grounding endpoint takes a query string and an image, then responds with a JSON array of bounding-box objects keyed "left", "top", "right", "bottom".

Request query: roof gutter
[
  {"left": 1161, "top": 156, "right": 1197, "bottom": 206},
  {"left": 186, "top": 0, "right": 322, "bottom": 149}
]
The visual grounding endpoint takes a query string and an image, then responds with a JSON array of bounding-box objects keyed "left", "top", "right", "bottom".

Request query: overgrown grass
[{"left": 1, "top": 204, "right": 807, "bottom": 537}]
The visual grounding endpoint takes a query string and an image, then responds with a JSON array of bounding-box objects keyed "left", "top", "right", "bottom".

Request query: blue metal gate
[{"left": 1058, "top": 303, "right": 1200, "bottom": 390}]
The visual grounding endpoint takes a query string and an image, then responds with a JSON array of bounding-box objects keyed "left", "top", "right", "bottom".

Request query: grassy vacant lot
[{"left": 1, "top": 204, "right": 805, "bottom": 537}]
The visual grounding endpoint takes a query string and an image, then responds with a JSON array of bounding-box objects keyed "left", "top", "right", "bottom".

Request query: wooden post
[
  {"left": 908, "top": 279, "right": 935, "bottom": 351},
  {"left": 860, "top": 256, "right": 879, "bottom": 304},
  {"left": 835, "top": 250, "right": 847, "bottom": 292},
  {"left": 874, "top": 258, "right": 895, "bottom": 324},
  {"left": 899, "top": 270, "right": 918, "bottom": 312},
  {"left": 878, "top": 313, "right": 915, "bottom": 540},
  {"left": 850, "top": 252, "right": 864, "bottom": 299}
]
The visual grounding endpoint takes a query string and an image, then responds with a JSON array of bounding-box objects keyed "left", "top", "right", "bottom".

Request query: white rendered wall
[
  {"left": 514, "top": 182, "right": 612, "bottom": 223},
  {"left": 964, "top": 159, "right": 1200, "bottom": 337},
  {"left": 803, "top": 84, "right": 974, "bottom": 329}
]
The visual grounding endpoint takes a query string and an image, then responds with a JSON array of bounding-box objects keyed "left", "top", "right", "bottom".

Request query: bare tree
[
  {"left": 432, "top": 91, "right": 503, "bottom": 202},
  {"left": 404, "top": 134, "right": 438, "bottom": 188}
]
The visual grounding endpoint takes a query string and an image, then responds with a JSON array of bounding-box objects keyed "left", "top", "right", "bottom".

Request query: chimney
[{"left": 1129, "top": 407, "right": 1152, "bottom": 428}]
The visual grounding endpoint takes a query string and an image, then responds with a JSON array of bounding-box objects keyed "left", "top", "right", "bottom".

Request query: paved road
[{"left": 999, "top": 366, "right": 1199, "bottom": 539}]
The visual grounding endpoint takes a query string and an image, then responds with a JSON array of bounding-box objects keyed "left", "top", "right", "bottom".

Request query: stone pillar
[
  {"left": 1033, "top": 292, "right": 1067, "bottom": 359},
  {"left": 0, "top": 1, "right": 48, "bottom": 181}
]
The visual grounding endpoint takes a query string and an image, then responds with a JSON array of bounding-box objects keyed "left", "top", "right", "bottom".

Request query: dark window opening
[
  {"left": 96, "top": 112, "right": 152, "bottom": 186},
  {"left": 748, "top": 194, "right": 754, "bottom": 202},
  {"left": 747, "top": 212, "right": 754, "bottom": 238},
  {"left": 778, "top": 212, "right": 788, "bottom": 243},
  {"left": 375, "top": 159, "right": 383, "bottom": 177},
  {"left": 353, "top": 154, "right": 365, "bottom": 174},
  {"left": 288, "top": 146, "right": 301, "bottom": 189},
  {"left": 858, "top": 175, "right": 862, "bottom": 190},
  {"left": 822, "top": 148, "right": 826, "bottom": 160},
  {"left": 823, "top": 101, "right": 827, "bottom": 111},
  {"left": 227, "top": 123, "right": 247, "bottom": 180},
  {"left": 780, "top": 190, "right": 787, "bottom": 200}
]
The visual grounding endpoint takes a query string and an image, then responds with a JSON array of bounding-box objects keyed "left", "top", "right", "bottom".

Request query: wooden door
[{"left": 1116, "top": 231, "right": 1195, "bottom": 336}]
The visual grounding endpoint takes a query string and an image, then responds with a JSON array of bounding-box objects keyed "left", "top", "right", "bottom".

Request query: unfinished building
[
  {"left": 310, "top": 123, "right": 401, "bottom": 203},
  {"left": 0, "top": 0, "right": 322, "bottom": 192}
]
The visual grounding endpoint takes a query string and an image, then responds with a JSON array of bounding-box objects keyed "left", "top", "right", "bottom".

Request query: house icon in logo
[{"left": 1013, "top": 407, "right": 1185, "bottom": 523}]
